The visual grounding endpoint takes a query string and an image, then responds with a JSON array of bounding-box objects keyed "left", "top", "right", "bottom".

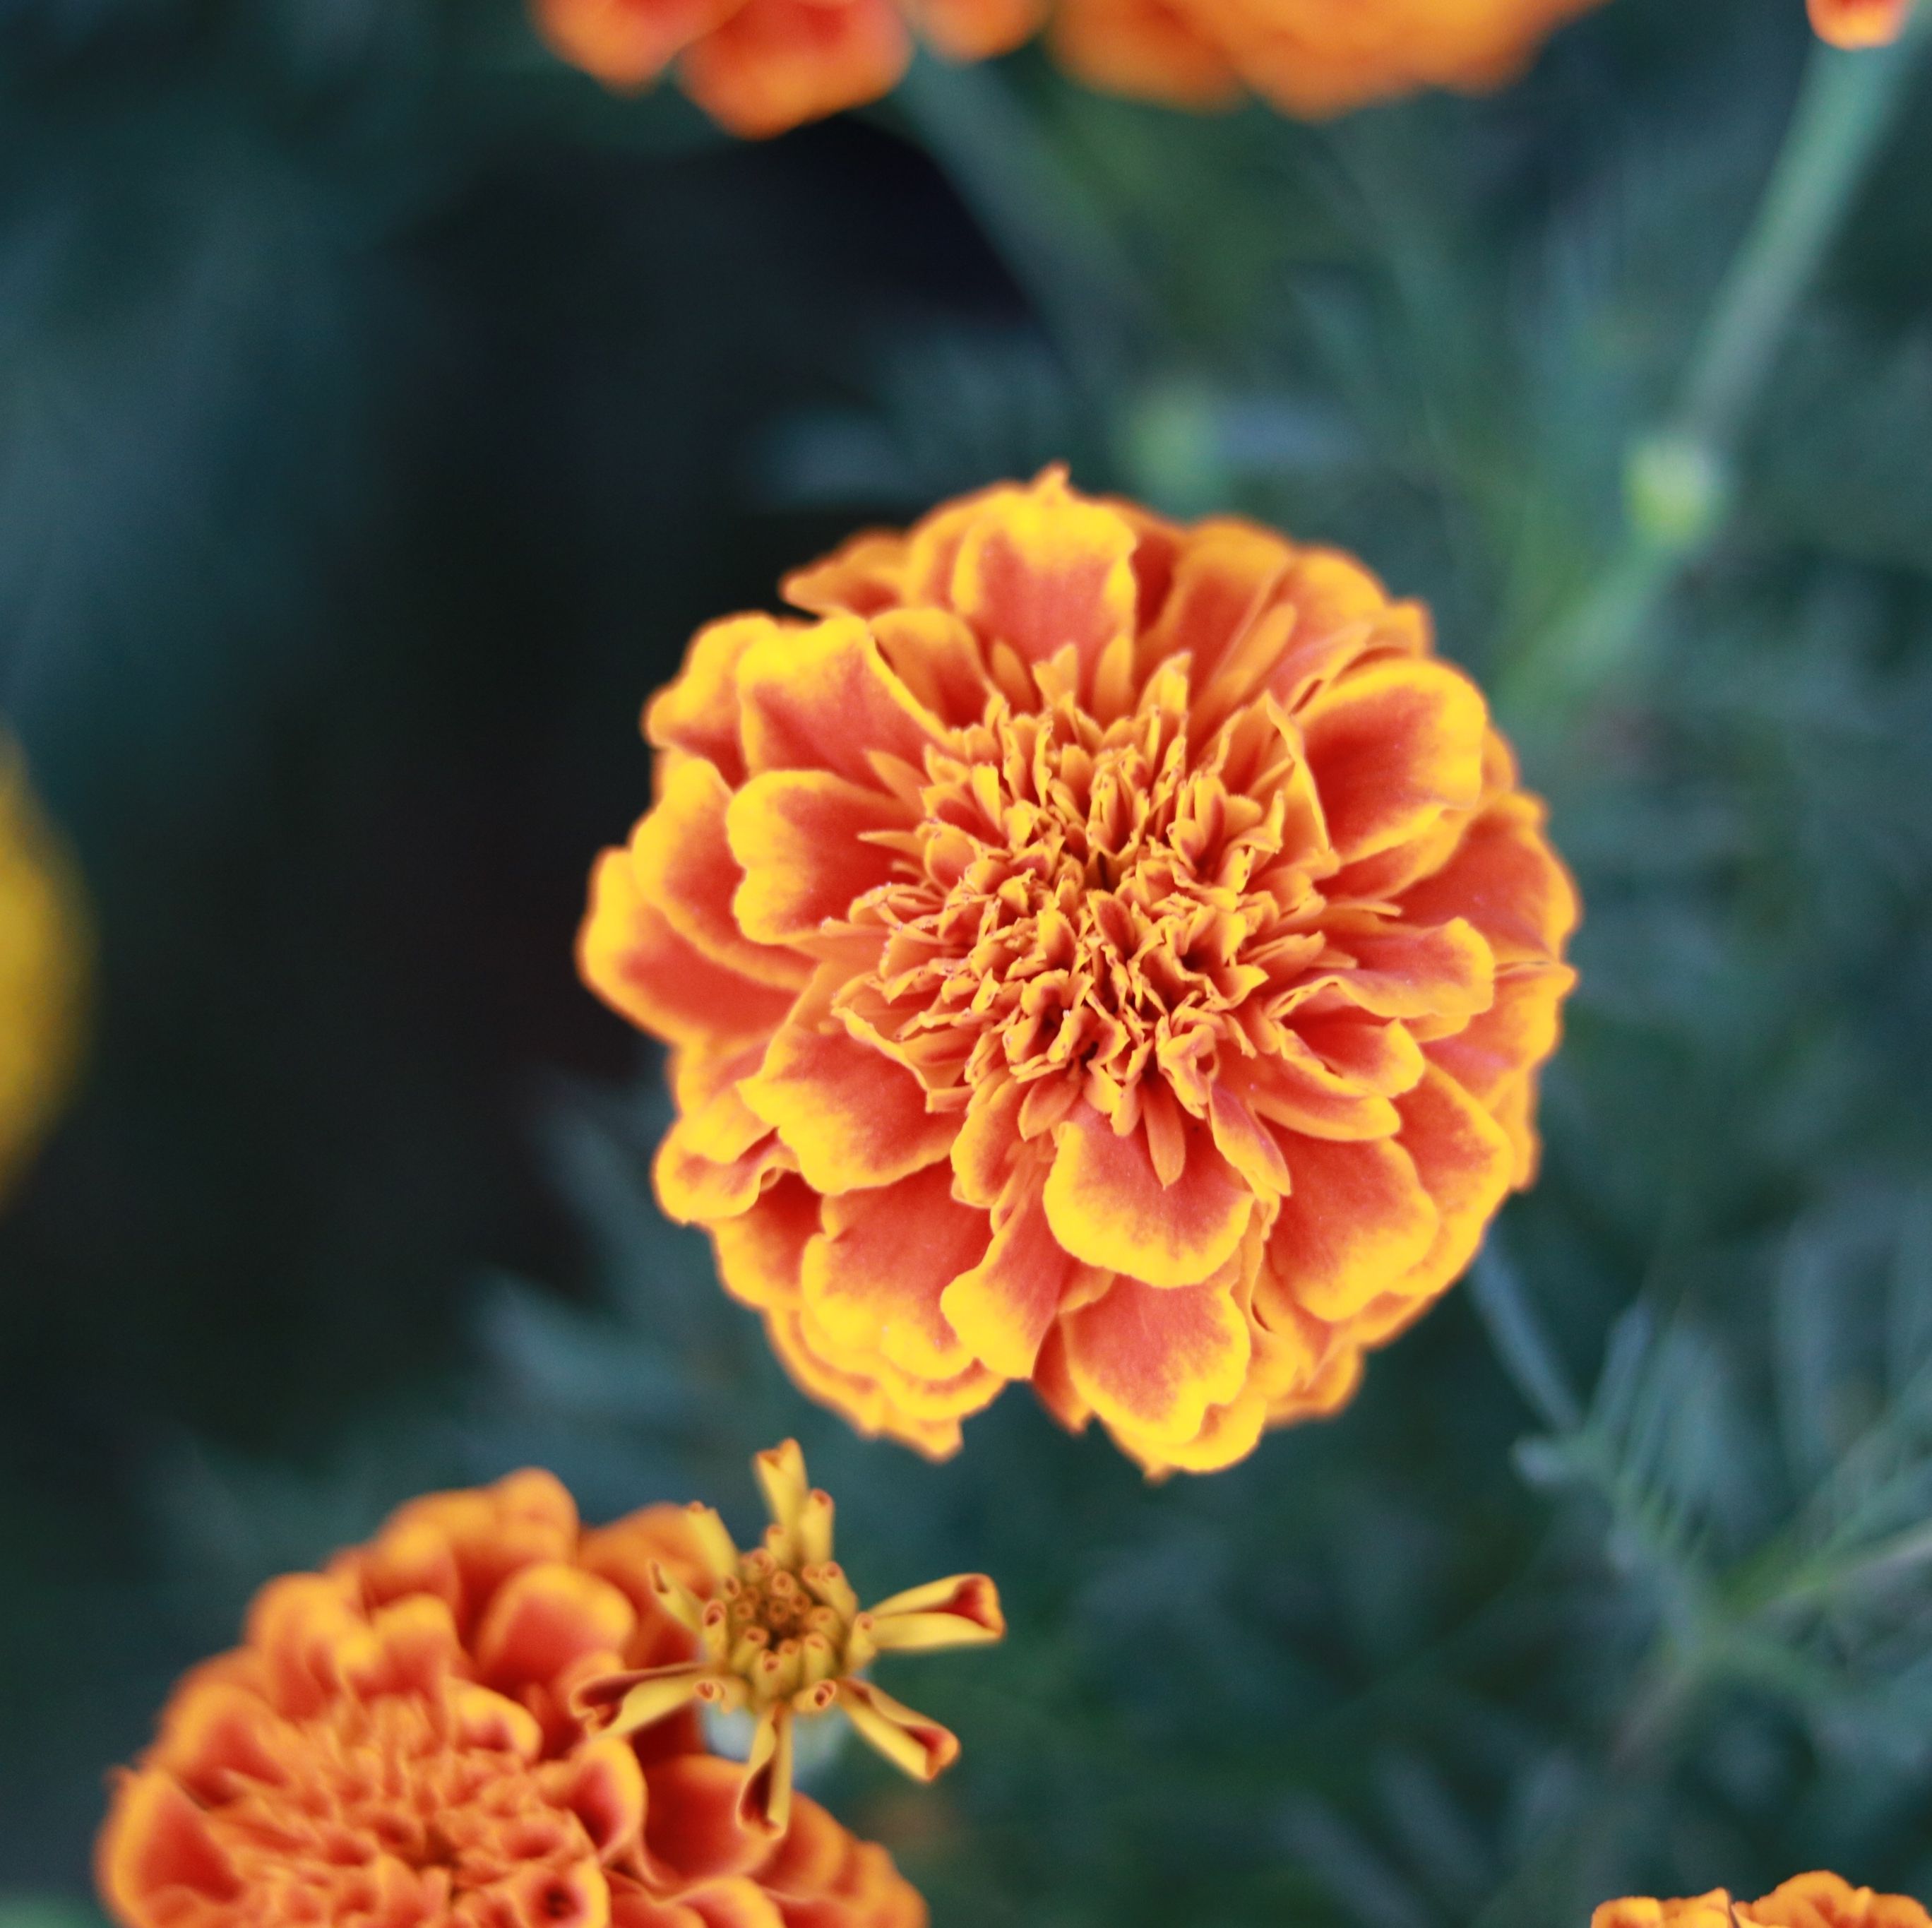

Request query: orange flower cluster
[
  {"left": 1808, "top": 0, "right": 1914, "bottom": 44},
  {"left": 535, "top": 0, "right": 1038, "bottom": 136},
  {"left": 97, "top": 1449, "right": 998, "bottom": 1928},
  {"left": 0, "top": 737, "right": 87, "bottom": 1205},
  {"left": 579, "top": 470, "right": 1577, "bottom": 1475},
  {"left": 1595, "top": 1873, "right": 1932, "bottom": 1928},
  {"left": 1046, "top": 0, "right": 1604, "bottom": 117}
]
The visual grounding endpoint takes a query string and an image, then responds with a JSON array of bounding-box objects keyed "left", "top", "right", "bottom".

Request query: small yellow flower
[
  {"left": 1, "top": 735, "right": 88, "bottom": 1205},
  {"left": 575, "top": 1440, "right": 1003, "bottom": 1839}
]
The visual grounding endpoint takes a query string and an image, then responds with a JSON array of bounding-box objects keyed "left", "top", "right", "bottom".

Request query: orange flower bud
[
  {"left": 578, "top": 470, "right": 1578, "bottom": 1475},
  {"left": 96, "top": 1469, "right": 930, "bottom": 1928}
]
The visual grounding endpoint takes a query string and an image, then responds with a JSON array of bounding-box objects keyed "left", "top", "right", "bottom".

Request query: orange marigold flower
[
  {"left": 97, "top": 1464, "right": 933, "bottom": 1928},
  {"left": 1595, "top": 1875, "right": 1932, "bottom": 1928},
  {"left": 1808, "top": 0, "right": 1914, "bottom": 44},
  {"left": 1, "top": 735, "right": 87, "bottom": 1205},
  {"left": 1044, "top": 0, "right": 1606, "bottom": 117},
  {"left": 534, "top": 0, "right": 1041, "bottom": 136},
  {"left": 576, "top": 468, "right": 1578, "bottom": 1475},
  {"left": 576, "top": 1439, "right": 1001, "bottom": 1839}
]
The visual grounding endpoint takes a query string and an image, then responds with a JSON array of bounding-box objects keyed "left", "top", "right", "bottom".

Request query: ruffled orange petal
[
  {"left": 96, "top": 1771, "right": 242, "bottom": 1928},
  {"left": 946, "top": 475, "right": 1140, "bottom": 686},
  {"left": 1061, "top": 1273, "right": 1251, "bottom": 1445},
  {"left": 710, "top": 1172, "right": 820, "bottom": 1309},
  {"left": 801, "top": 1162, "right": 989, "bottom": 1379},
  {"left": 902, "top": 0, "right": 1044, "bottom": 57},
  {"left": 679, "top": 0, "right": 912, "bottom": 136},
  {"left": 739, "top": 1004, "right": 955, "bottom": 1194},
  {"left": 534, "top": 0, "right": 742, "bottom": 89},
  {"left": 943, "top": 1181, "right": 1091, "bottom": 1376},
  {"left": 1047, "top": 0, "right": 1245, "bottom": 106},
  {"left": 1395, "top": 791, "right": 1578, "bottom": 965},
  {"left": 1296, "top": 657, "right": 1486, "bottom": 862},
  {"left": 472, "top": 1564, "right": 636, "bottom": 1696},
  {"left": 1043, "top": 1102, "right": 1253, "bottom": 1288},
  {"left": 634, "top": 756, "right": 812, "bottom": 990},
  {"left": 646, "top": 616, "right": 776, "bottom": 787},
  {"left": 1383, "top": 1062, "right": 1516, "bottom": 1303},
  {"left": 726, "top": 770, "right": 909, "bottom": 945},
  {"left": 1263, "top": 1134, "right": 1439, "bottom": 1322},
  {"left": 580, "top": 845, "right": 797, "bottom": 1049}
]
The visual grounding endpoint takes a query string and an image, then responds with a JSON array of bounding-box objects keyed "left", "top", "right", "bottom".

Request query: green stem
[
  {"left": 882, "top": 56, "right": 1155, "bottom": 398},
  {"left": 1501, "top": 22, "right": 1928, "bottom": 733}
]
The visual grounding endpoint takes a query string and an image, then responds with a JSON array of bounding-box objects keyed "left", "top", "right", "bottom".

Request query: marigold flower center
[
  {"left": 856, "top": 678, "right": 1322, "bottom": 1126},
  {"left": 198, "top": 1696, "right": 602, "bottom": 1925}
]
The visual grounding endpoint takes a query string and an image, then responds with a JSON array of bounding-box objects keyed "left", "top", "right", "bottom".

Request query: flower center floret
[
  {"left": 852, "top": 668, "right": 1332, "bottom": 1131},
  {"left": 706, "top": 1530, "right": 873, "bottom": 1711}
]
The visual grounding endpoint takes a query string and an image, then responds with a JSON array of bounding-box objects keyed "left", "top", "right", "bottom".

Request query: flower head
[
  {"left": 576, "top": 1439, "right": 1002, "bottom": 1839},
  {"left": 535, "top": 0, "right": 1039, "bottom": 135},
  {"left": 1043, "top": 0, "right": 1605, "bottom": 117},
  {"left": 97, "top": 1468, "right": 930, "bottom": 1928},
  {"left": 1596, "top": 1876, "right": 1932, "bottom": 1928},
  {"left": 1808, "top": 0, "right": 1914, "bottom": 44},
  {"left": 578, "top": 470, "right": 1577, "bottom": 1475},
  {"left": 1, "top": 735, "right": 87, "bottom": 1205}
]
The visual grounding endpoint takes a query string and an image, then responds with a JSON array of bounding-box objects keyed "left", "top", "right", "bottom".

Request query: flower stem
[
  {"left": 883, "top": 56, "right": 1155, "bottom": 397},
  {"left": 1501, "top": 20, "right": 1928, "bottom": 735}
]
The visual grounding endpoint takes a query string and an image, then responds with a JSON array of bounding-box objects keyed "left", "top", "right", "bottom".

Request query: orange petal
[
  {"left": 1132, "top": 518, "right": 1292, "bottom": 690},
  {"left": 680, "top": 0, "right": 912, "bottom": 136},
  {"left": 725, "top": 769, "right": 907, "bottom": 945},
  {"left": 535, "top": 0, "right": 739, "bottom": 90},
  {"left": 947, "top": 475, "right": 1141, "bottom": 684},
  {"left": 1260, "top": 1135, "right": 1439, "bottom": 1322},
  {"left": 763, "top": 1305, "right": 970, "bottom": 1458},
  {"left": 646, "top": 615, "right": 777, "bottom": 787},
  {"left": 148, "top": 1680, "right": 285, "bottom": 1806},
  {"left": 1047, "top": 0, "right": 1244, "bottom": 106},
  {"left": 1044, "top": 1102, "right": 1253, "bottom": 1288},
  {"left": 655, "top": 1107, "right": 788, "bottom": 1225},
  {"left": 1061, "top": 1273, "right": 1252, "bottom": 1445},
  {"left": 96, "top": 1771, "right": 242, "bottom": 1927},
  {"left": 801, "top": 1162, "right": 989, "bottom": 1379},
  {"left": 903, "top": 0, "right": 1044, "bottom": 57},
  {"left": 710, "top": 1173, "right": 818, "bottom": 1310},
  {"left": 634, "top": 756, "right": 812, "bottom": 990},
  {"left": 1395, "top": 791, "right": 1578, "bottom": 965},
  {"left": 1298, "top": 657, "right": 1486, "bottom": 862},
  {"left": 1109, "top": 1381, "right": 1270, "bottom": 1475},
  {"left": 1313, "top": 915, "right": 1495, "bottom": 1024},
  {"left": 1386, "top": 1062, "right": 1517, "bottom": 1302},
  {"left": 642, "top": 1756, "right": 770, "bottom": 1886},
  {"left": 782, "top": 530, "right": 912, "bottom": 619},
  {"left": 738, "top": 613, "right": 941, "bottom": 785},
  {"left": 867, "top": 606, "right": 996, "bottom": 731},
  {"left": 579, "top": 843, "right": 797, "bottom": 1048},
  {"left": 941, "top": 1180, "right": 1085, "bottom": 1377},
  {"left": 542, "top": 1736, "right": 650, "bottom": 1863},
  {"left": 740, "top": 998, "right": 955, "bottom": 1193},
  {"left": 1809, "top": 0, "right": 1912, "bottom": 43},
  {"left": 1424, "top": 962, "right": 1573, "bottom": 1111},
  {"left": 472, "top": 1563, "right": 636, "bottom": 1694}
]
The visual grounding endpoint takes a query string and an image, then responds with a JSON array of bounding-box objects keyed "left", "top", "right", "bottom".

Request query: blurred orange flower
[
  {"left": 1044, "top": 0, "right": 1604, "bottom": 116},
  {"left": 577, "top": 1438, "right": 1001, "bottom": 1839},
  {"left": 1, "top": 736, "right": 87, "bottom": 1206},
  {"left": 578, "top": 469, "right": 1577, "bottom": 1474},
  {"left": 97, "top": 1465, "right": 930, "bottom": 1928},
  {"left": 1596, "top": 1874, "right": 1932, "bottom": 1928},
  {"left": 1808, "top": 0, "right": 1913, "bottom": 44},
  {"left": 535, "top": 0, "right": 1039, "bottom": 135}
]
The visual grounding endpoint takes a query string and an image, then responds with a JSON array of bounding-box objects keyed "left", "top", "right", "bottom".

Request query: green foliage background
[{"left": 4, "top": 2, "right": 1932, "bottom": 1922}]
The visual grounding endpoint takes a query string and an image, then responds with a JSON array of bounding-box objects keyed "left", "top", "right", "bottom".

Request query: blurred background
[{"left": 4, "top": 1, "right": 1932, "bottom": 1922}]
